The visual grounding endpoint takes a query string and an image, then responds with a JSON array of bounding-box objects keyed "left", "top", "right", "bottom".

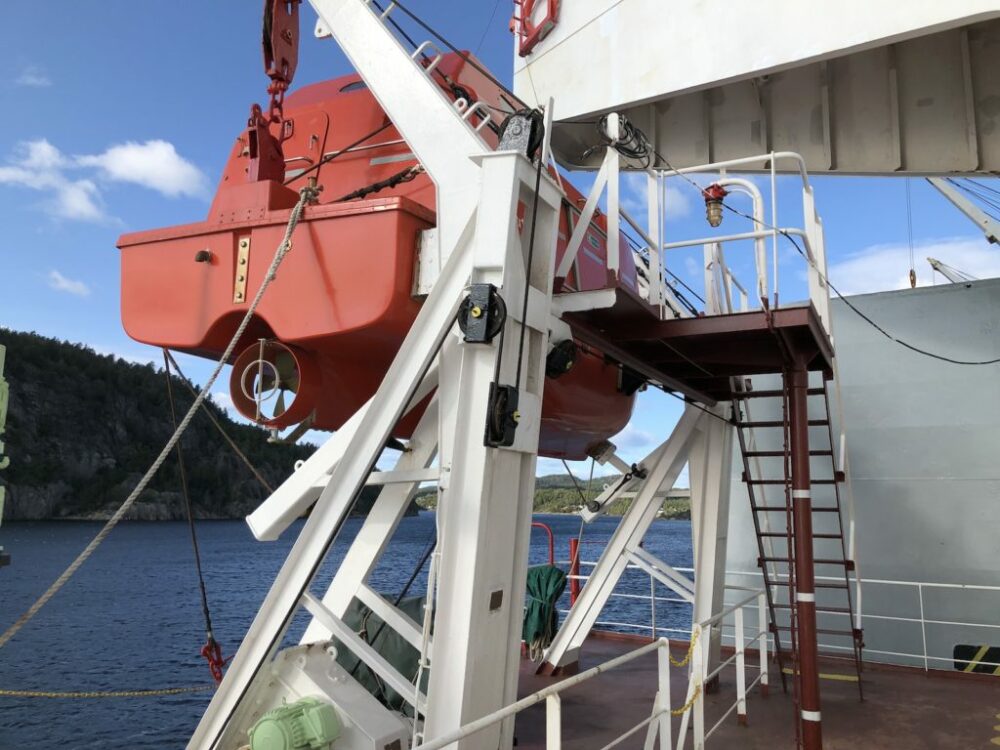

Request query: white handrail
[
  {"left": 569, "top": 557, "right": 1000, "bottom": 675},
  {"left": 412, "top": 638, "right": 667, "bottom": 750}
]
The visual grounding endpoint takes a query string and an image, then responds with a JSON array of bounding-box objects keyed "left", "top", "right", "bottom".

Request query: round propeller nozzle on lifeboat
[{"left": 230, "top": 340, "right": 320, "bottom": 428}]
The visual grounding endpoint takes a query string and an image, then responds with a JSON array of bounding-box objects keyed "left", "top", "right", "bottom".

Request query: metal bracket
[
  {"left": 458, "top": 283, "right": 506, "bottom": 343},
  {"left": 234, "top": 236, "right": 251, "bottom": 304}
]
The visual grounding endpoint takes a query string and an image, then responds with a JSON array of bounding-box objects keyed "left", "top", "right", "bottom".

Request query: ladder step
[
  {"left": 768, "top": 581, "right": 849, "bottom": 590},
  {"left": 775, "top": 626, "right": 855, "bottom": 637},
  {"left": 745, "top": 478, "right": 840, "bottom": 485},
  {"left": 737, "top": 420, "right": 830, "bottom": 428},
  {"left": 761, "top": 557, "right": 854, "bottom": 566},
  {"left": 774, "top": 604, "right": 852, "bottom": 614},
  {"left": 759, "top": 532, "right": 843, "bottom": 539},
  {"left": 733, "top": 388, "right": 825, "bottom": 399},
  {"left": 743, "top": 449, "right": 833, "bottom": 457},
  {"left": 753, "top": 505, "right": 840, "bottom": 512}
]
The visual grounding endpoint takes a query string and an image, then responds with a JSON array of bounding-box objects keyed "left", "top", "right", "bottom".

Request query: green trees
[{"left": 0, "top": 328, "right": 314, "bottom": 520}]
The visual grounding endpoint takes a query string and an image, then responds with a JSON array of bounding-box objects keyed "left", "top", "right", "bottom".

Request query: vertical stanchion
[
  {"left": 569, "top": 538, "right": 581, "bottom": 606},
  {"left": 735, "top": 606, "right": 747, "bottom": 726},
  {"left": 918, "top": 584, "right": 928, "bottom": 673},
  {"left": 788, "top": 364, "right": 823, "bottom": 750},
  {"left": 758, "top": 592, "right": 769, "bottom": 697},
  {"left": 693, "top": 626, "right": 706, "bottom": 750},
  {"left": 546, "top": 694, "right": 561, "bottom": 750},
  {"left": 650, "top": 573, "right": 658, "bottom": 639},
  {"left": 657, "top": 640, "right": 673, "bottom": 750}
]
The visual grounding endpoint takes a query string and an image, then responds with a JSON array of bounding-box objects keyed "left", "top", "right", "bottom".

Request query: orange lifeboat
[{"left": 117, "top": 53, "right": 641, "bottom": 459}]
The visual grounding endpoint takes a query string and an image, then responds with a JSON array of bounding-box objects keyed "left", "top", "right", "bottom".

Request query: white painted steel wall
[
  {"left": 725, "top": 278, "right": 1000, "bottom": 668},
  {"left": 515, "top": 1, "right": 1000, "bottom": 173}
]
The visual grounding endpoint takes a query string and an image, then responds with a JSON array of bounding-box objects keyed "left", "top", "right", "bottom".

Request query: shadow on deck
[{"left": 514, "top": 633, "right": 1000, "bottom": 749}]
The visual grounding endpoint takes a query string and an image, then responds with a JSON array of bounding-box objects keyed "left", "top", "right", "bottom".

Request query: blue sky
[{"left": 2, "top": 1, "right": 998, "bottom": 481}]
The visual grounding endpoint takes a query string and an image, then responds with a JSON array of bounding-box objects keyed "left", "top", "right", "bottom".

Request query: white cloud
[
  {"left": 15, "top": 66, "right": 52, "bottom": 88},
  {"left": 827, "top": 236, "right": 1000, "bottom": 296},
  {"left": 621, "top": 173, "right": 692, "bottom": 222},
  {"left": 613, "top": 424, "right": 656, "bottom": 450},
  {"left": 0, "top": 138, "right": 208, "bottom": 222},
  {"left": 47, "top": 270, "right": 90, "bottom": 297},
  {"left": 0, "top": 140, "right": 106, "bottom": 221},
  {"left": 76, "top": 140, "right": 209, "bottom": 199},
  {"left": 211, "top": 391, "right": 236, "bottom": 413}
]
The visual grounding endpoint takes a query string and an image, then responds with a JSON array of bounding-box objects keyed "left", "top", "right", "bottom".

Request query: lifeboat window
[{"left": 340, "top": 80, "right": 367, "bottom": 93}]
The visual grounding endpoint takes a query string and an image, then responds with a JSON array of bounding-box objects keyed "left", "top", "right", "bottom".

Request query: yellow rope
[
  {"left": 668, "top": 627, "right": 700, "bottom": 668},
  {"left": 669, "top": 683, "right": 701, "bottom": 716},
  {"left": 0, "top": 686, "right": 214, "bottom": 699}
]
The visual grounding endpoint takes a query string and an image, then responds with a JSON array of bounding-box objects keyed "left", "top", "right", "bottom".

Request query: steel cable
[{"left": 0, "top": 185, "right": 320, "bottom": 651}]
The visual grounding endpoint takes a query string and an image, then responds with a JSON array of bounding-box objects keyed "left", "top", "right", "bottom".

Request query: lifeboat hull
[{"left": 119, "top": 54, "right": 639, "bottom": 460}]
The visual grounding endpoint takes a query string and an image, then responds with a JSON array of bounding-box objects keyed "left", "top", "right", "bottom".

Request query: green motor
[{"left": 249, "top": 697, "right": 342, "bottom": 750}]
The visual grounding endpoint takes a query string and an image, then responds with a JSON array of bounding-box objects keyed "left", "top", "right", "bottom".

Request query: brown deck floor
[{"left": 514, "top": 634, "right": 1000, "bottom": 749}]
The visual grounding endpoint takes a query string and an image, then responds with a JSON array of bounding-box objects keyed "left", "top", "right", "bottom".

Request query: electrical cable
[
  {"left": 474, "top": 0, "right": 503, "bottom": 55},
  {"left": 514, "top": 141, "right": 547, "bottom": 391},
  {"left": 582, "top": 114, "right": 653, "bottom": 168},
  {"left": 560, "top": 458, "right": 591, "bottom": 507}
]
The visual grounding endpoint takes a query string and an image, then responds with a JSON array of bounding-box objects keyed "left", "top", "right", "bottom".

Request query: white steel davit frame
[
  {"left": 189, "top": 2, "right": 563, "bottom": 748},
  {"left": 187, "top": 2, "right": 778, "bottom": 750}
]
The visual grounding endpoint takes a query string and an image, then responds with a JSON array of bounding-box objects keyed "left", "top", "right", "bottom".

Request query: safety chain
[
  {"left": 0, "top": 185, "right": 320, "bottom": 651},
  {"left": 668, "top": 626, "right": 700, "bottom": 668},
  {"left": 669, "top": 683, "right": 702, "bottom": 717},
  {"left": 0, "top": 686, "right": 214, "bottom": 699}
]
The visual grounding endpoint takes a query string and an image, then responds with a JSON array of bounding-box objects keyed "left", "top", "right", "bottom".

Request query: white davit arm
[{"left": 927, "top": 177, "right": 1000, "bottom": 245}]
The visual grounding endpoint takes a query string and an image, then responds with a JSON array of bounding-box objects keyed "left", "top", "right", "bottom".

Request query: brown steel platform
[
  {"left": 513, "top": 633, "right": 1000, "bottom": 749},
  {"left": 563, "top": 289, "right": 834, "bottom": 404}
]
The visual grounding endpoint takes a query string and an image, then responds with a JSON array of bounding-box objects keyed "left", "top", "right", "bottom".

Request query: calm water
[{"left": 0, "top": 514, "right": 692, "bottom": 749}]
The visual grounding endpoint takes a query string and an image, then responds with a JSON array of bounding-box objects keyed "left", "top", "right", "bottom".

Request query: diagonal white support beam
[
  {"left": 353, "top": 583, "right": 427, "bottom": 653},
  {"left": 300, "top": 396, "right": 440, "bottom": 642},
  {"left": 555, "top": 153, "right": 610, "bottom": 281},
  {"left": 187, "top": 208, "right": 477, "bottom": 750},
  {"left": 247, "top": 366, "right": 438, "bottom": 541},
  {"left": 626, "top": 547, "right": 695, "bottom": 603},
  {"left": 542, "top": 406, "right": 705, "bottom": 671},
  {"left": 301, "top": 591, "right": 426, "bottom": 708}
]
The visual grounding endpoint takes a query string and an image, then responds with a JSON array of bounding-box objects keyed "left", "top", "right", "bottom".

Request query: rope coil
[{"left": 0, "top": 185, "right": 319, "bottom": 652}]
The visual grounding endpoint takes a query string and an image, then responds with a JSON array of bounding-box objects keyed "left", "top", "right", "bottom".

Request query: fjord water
[{"left": 0, "top": 514, "right": 692, "bottom": 748}]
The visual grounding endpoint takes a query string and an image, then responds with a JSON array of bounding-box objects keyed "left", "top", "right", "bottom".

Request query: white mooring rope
[{"left": 0, "top": 185, "right": 319, "bottom": 650}]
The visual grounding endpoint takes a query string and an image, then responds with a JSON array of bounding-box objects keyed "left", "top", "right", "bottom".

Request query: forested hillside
[{"left": 0, "top": 329, "right": 318, "bottom": 520}]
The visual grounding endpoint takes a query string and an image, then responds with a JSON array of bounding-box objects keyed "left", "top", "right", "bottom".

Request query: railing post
[
  {"left": 606, "top": 113, "right": 621, "bottom": 279},
  {"left": 758, "top": 592, "right": 769, "bottom": 697},
  {"left": 918, "top": 584, "right": 928, "bottom": 673},
  {"left": 650, "top": 572, "right": 658, "bottom": 639},
  {"left": 546, "top": 693, "right": 561, "bottom": 750},
  {"left": 654, "top": 640, "right": 673, "bottom": 750},
  {"left": 568, "top": 538, "right": 581, "bottom": 606},
  {"left": 693, "top": 626, "right": 706, "bottom": 750},
  {"left": 735, "top": 605, "right": 748, "bottom": 726}
]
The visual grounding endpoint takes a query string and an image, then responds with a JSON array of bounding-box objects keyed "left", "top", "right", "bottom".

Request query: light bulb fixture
[{"left": 702, "top": 184, "right": 729, "bottom": 228}]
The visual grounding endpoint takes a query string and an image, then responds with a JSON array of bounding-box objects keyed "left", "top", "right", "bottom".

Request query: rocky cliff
[{"left": 0, "top": 329, "right": 333, "bottom": 521}]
